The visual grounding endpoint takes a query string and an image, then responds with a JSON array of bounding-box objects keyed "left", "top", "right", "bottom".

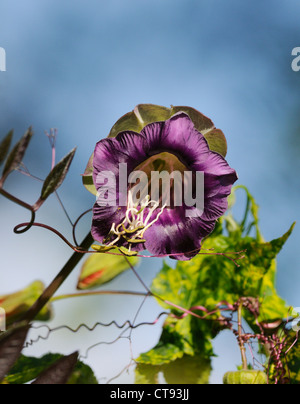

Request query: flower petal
[
  {"left": 201, "top": 195, "right": 229, "bottom": 222},
  {"left": 91, "top": 111, "right": 238, "bottom": 260},
  {"left": 141, "top": 113, "right": 211, "bottom": 167},
  {"left": 144, "top": 207, "right": 215, "bottom": 260},
  {"left": 91, "top": 203, "right": 125, "bottom": 244},
  {"left": 194, "top": 151, "right": 238, "bottom": 177},
  {"left": 93, "top": 131, "right": 148, "bottom": 184},
  {"left": 204, "top": 172, "right": 238, "bottom": 199}
]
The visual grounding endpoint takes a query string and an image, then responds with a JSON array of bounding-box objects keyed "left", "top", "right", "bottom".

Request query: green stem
[
  {"left": 238, "top": 302, "right": 248, "bottom": 370},
  {"left": 234, "top": 185, "right": 250, "bottom": 233},
  {"left": 21, "top": 232, "right": 94, "bottom": 323},
  {"left": 51, "top": 290, "right": 148, "bottom": 302}
]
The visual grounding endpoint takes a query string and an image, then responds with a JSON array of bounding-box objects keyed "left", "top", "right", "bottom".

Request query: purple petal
[
  {"left": 93, "top": 131, "right": 148, "bottom": 186},
  {"left": 201, "top": 195, "right": 229, "bottom": 222},
  {"left": 144, "top": 207, "right": 215, "bottom": 260},
  {"left": 91, "top": 112, "right": 238, "bottom": 260},
  {"left": 204, "top": 172, "right": 238, "bottom": 199},
  {"left": 193, "top": 151, "right": 238, "bottom": 177},
  {"left": 141, "top": 113, "right": 211, "bottom": 167},
  {"left": 91, "top": 203, "right": 126, "bottom": 243}
]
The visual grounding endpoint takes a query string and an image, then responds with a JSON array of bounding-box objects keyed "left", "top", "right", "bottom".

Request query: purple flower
[{"left": 92, "top": 112, "right": 238, "bottom": 260}]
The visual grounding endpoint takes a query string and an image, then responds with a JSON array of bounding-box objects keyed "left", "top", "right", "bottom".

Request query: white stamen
[{"left": 105, "top": 190, "right": 166, "bottom": 248}]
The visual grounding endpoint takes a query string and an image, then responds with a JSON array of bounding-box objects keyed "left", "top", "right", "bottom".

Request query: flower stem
[
  {"left": 238, "top": 301, "right": 248, "bottom": 370},
  {"left": 0, "top": 188, "right": 34, "bottom": 212},
  {"left": 21, "top": 232, "right": 94, "bottom": 323}
]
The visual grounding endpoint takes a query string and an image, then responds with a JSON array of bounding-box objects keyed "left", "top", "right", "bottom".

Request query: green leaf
[
  {"left": 67, "top": 359, "right": 98, "bottom": 384},
  {"left": 137, "top": 311, "right": 215, "bottom": 367},
  {"left": 285, "top": 334, "right": 300, "bottom": 384},
  {"left": 135, "top": 363, "right": 159, "bottom": 384},
  {"left": 2, "top": 127, "right": 33, "bottom": 178},
  {"left": 32, "top": 352, "right": 79, "bottom": 385},
  {"left": 82, "top": 153, "right": 97, "bottom": 195},
  {"left": 2, "top": 354, "right": 61, "bottom": 384},
  {"left": 247, "top": 223, "right": 295, "bottom": 327},
  {"left": 77, "top": 250, "right": 139, "bottom": 290},
  {"left": 0, "top": 130, "right": 13, "bottom": 167},
  {"left": 4, "top": 353, "right": 98, "bottom": 385},
  {"left": 0, "top": 325, "right": 30, "bottom": 382},
  {"left": 146, "top": 217, "right": 294, "bottom": 367},
  {"left": 151, "top": 260, "right": 200, "bottom": 310},
  {"left": 137, "top": 339, "right": 185, "bottom": 366},
  {"left": 41, "top": 148, "right": 76, "bottom": 200},
  {"left": 135, "top": 355, "right": 211, "bottom": 385},
  {"left": 136, "top": 185, "right": 295, "bottom": 379},
  {"left": 0, "top": 281, "right": 52, "bottom": 326},
  {"left": 255, "top": 260, "right": 288, "bottom": 324},
  {"left": 163, "top": 355, "right": 211, "bottom": 384}
]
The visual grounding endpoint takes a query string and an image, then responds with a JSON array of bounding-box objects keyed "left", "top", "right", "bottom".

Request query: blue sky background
[{"left": 0, "top": 0, "right": 299, "bottom": 383}]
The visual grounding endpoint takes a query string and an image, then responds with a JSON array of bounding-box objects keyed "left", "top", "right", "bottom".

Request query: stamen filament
[{"left": 103, "top": 190, "right": 166, "bottom": 251}]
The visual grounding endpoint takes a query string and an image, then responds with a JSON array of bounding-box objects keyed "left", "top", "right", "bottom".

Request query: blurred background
[{"left": 0, "top": 0, "right": 299, "bottom": 384}]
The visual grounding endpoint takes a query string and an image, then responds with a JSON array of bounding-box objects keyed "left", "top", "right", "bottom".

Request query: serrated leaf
[
  {"left": 147, "top": 199, "right": 294, "bottom": 366},
  {"left": 0, "top": 130, "right": 13, "bottom": 166},
  {"left": 137, "top": 312, "right": 214, "bottom": 367},
  {"left": 153, "top": 224, "right": 294, "bottom": 314},
  {"left": 2, "top": 127, "right": 33, "bottom": 178},
  {"left": 0, "top": 325, "right": 30, "bottom": 382},
  {"left": 77, "top": 250, "right": 139, "bottom": 290},
  {"left": 41, "top": 148, "right": 76, "bottom": 200},
  {"left": 0, "top": 281, "right": 52, "bottom": 326},
  {"left": 32, "top": 352, "right": 79, "bottom": 385}
]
